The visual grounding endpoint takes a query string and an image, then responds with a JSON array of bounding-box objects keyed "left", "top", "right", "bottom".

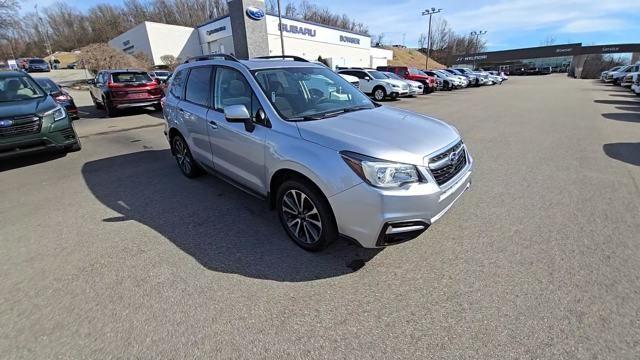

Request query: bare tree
[{"left": 417, "top": 33, "right": 427, "bottom": 49}]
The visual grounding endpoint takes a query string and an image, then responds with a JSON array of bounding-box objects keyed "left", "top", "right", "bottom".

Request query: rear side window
[
  {"left": 112, "top": 72, "right": 152, "bottom": 83},
  {"left": 169, "top": 69, "right": 185, "bottom": 99},
  {"left": 185, "top": 66, "right": 212, "bottom": 107}
]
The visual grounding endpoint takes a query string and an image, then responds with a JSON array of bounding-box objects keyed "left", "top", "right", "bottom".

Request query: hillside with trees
[{"left": 0, "top": 0, "right": 368, "bottom": 58}]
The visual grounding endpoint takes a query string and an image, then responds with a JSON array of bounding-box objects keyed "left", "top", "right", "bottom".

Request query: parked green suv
[{"left": 0, "top": 71, "right": 80, "bottom": 159}]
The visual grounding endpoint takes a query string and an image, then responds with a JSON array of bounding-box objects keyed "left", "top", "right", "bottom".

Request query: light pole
[
  {"left": 277, "top": 0, "right": 285, "bottom": 56},
  {"left": 421, "top": 7, "right": 442, "bottom": 70},
  {"left": 470, "top": 30, "right": 487, "bottom": 69}
]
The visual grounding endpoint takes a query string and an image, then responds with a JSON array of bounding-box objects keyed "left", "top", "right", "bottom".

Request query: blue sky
[{"left": 21, "top": 0, "right": 640, "bottom": 51}]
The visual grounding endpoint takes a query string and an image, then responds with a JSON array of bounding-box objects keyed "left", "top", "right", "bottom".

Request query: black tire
[
  {"left": 389, "top": 92, "right": 398, "bottom": 100},
  {"left": 104, "top": 97, "right": 118, "bottom": 117},
  {"left": 171, "top": 134, "right": 202, "bottom": 178},
  {"left": 372, "top": 86, "right": 386, "bottom": 101},
  {"left": 276, "top": 179, "right": 338, "bottom": 251},
  {"left": 91, "top": 93, "right": 103, "bottom": 109},
  {"left": 153, "top": 103, "right": 163, "bottom": 112},
  {"left": 67, "top": 140, "right": 82, "bottom": 153}
]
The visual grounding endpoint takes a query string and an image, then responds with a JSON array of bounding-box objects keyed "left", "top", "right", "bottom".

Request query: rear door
[
  {"left": 179, "top": 66, "right": 214, "bottom": 165},
  {"left": 206, "top": 66, "right": 268, "bottom": 194}
]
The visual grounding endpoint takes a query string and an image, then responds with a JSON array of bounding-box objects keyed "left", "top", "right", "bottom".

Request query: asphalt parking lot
[{"left": 1, "top": 74, "right": 639, "bottom": 358}]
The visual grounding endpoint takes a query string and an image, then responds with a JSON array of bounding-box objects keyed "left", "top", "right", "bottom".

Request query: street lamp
[
  {"left": 277, "top": 0, "right": 285, "bottom": 56},
  {"left": 421, "top": 7, "right": 442, "bottom": 70},
  {"left": 470, "top": 30, "right": 487, "bottom": 69}
]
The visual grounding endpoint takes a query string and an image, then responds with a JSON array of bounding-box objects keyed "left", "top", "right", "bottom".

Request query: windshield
[
  {"left": 383, "top": 72, "right": 403, "bottom": 80},
  {"left": 154, "top": 71, "right": 170, "bottom": 76},
  {"left": 367, "top": 70, "right": 388, "bottom": 80},
  {"left": 35, "top": 78, "right": 60, "bottom": 93},
  {"left": 29, "top": 59, "right": 47, "bottom": 64},
  {"left": 0, "top": 75, "right": 46, "bottom": 102},
  {"left": 112, "top": 72, "right": 153, "bottom": 83},
  {"left": 252, "top": 67, "right": 375, "bottom": 120},
  {"left": 408, "top": 68, "right": 425, "bottom": 76}
]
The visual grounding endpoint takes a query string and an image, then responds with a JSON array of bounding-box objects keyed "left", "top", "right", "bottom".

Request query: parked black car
[
  {"left": 34, "top": 77, "right": 79, "bottom": 119},
  {"left": 25, "top": 58, "right": 50, "bottom": 72}
]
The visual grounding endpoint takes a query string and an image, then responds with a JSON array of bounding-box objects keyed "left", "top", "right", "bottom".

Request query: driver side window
[{"left": 214, "top": 67, "right": 265, "bottom": 125}]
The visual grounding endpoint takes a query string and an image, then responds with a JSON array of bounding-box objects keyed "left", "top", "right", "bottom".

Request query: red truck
[{"left": 376, "top": 66, "right": 437, "bottom": 94}]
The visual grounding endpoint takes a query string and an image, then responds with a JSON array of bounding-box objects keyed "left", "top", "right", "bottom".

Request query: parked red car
[
  {"left": 376, "top": 66, "right": 437, "bottom": 94},
  {"left": 87, "top": 70, "right": 163, "bottom": 117}
]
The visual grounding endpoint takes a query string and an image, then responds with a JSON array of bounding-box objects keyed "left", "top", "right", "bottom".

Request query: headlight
[
  {"left": 340, "top": 151, "right": 420, "bottom": 188},
  {"left": 43, "top": 105, "right": 67, "bottom": 122}
]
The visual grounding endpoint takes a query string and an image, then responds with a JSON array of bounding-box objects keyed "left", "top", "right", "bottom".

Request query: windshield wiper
[{"left": 291, "top": 105, "right": 373, "bottom": 121}]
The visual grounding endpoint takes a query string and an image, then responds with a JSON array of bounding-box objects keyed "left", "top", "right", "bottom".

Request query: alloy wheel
[
  {"left": 281, "top": 189, "right": 323, "bottom": 244},
  {"left": 374, "top": 89, "right": 384, "bottom": 101},
  {"left": 173, "top": 137, "right": 192, "bottom": 175}
]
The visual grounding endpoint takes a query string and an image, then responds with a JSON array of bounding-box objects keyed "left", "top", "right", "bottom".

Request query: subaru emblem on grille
[
  {"left": 448, "top": 150, "right": 459, "bottom": 165},
  {"left": 0, "top": 120, "right": 13, "bottom": 128}
]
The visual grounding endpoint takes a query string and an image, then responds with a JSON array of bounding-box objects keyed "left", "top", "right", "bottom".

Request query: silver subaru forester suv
[{"left": 163, "top": 55, "right": 473, "bottom": 251}]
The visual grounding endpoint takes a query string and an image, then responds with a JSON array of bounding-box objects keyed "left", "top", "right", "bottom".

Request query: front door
[{"left": 207, "top": 66, "right": 268, "bottom": 194}]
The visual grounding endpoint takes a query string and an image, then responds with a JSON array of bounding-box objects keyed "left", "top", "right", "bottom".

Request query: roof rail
[
  {"left": 183, "top": 54, "right": 240, "bottom": 64},
  {"left": 253, "top": 55, "right": 309, "bottom": 62}
]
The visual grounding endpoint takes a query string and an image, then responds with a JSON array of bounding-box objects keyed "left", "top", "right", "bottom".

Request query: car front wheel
[
  {"left": 277, "top": 180, "right": 338, "bottom": 251},
  {"left": 372, "top": 87, "right": 386, "bottom": 101}
]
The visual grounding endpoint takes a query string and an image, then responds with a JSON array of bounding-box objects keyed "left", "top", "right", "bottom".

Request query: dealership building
[
  {"left": 451, "top": 43, "right": 640, "bottom": 78},
  {"left": 109, "top": 0, "right": 392, "bottom": 68}
]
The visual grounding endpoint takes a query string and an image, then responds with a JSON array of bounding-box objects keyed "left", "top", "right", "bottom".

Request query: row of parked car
[
  {"left": 334, "top": 66, "right": 507, "bottom": 101},
  {"left": 600, "top": 63, "right": 640, "bottom": 95}
]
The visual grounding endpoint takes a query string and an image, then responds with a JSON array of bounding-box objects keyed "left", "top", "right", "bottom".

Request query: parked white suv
[
  {"left": 162, "top": 55, "right": 472, "bottom": 251},
  {"left": 338, "top": 68, "right": 409, "bottom": 101}
]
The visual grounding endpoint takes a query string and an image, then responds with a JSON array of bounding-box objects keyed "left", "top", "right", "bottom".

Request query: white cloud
[{"left": 560, "top": 18, "right": 628, "bottom": 33}]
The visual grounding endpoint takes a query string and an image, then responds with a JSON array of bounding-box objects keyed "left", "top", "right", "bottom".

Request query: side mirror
[
  {"left": 364, "top": 76, "right": 371, "bottom": 81},
  {"left": 87, "top": 79, "right": 96, "bottom": 85},
  {"left": 154, "top": 78, "right": 160, "bottom": 84},
  {"left": 224, "top": 104, "right": 255, "bottom": 132}
]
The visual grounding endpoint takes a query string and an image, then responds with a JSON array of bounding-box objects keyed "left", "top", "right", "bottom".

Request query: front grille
[
  {"left": 429, "top": 141, "right": 467, "bottom": 186},
  {"left": 0, "top": 116, "right": 41, "bottom": 138}
]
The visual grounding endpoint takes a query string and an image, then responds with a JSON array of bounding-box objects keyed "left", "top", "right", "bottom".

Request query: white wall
[
  {"left": 109, "top": 22, "right": 201, "bottom": 66},
  {"left": 265, "top": 15, "right": 374, "bottom": 68},
  {"left": 370, "top": 47, "right": 393, "bottom": 69},
  {"left": 146, "top": 22, "right": 201, "bottom": 65},
  {"left": 108, "top": 23, "right": 152, "bottom": 59},
  {"left": 198, "top": 17, "right": 236, "bottom": 55}
]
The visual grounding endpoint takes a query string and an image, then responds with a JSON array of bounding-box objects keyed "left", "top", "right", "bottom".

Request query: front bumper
[
  {"left": 329, "top": 153, "right": 473, "bottom": 248},
  {"left": 0, "top": 120, "right": 79, "bottom": 159},
  {"left": 632, "top": 84, "right": 640, "bottom": 95}
]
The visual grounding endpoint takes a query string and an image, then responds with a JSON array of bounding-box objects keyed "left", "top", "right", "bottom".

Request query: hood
[
  {"left": 404, "top": 79, "right": 423, "bottom": 87},
  {"left": 296, "top": 106, "right": 460, "bottom": 166},
  {"left": 339, "top": 74, "right": 359, "bottom": 83},
  {"left": 0, "top": 96, "right": 57, "bottom": 119},
  {"left": 382, "top": 79, "right": 409, "bottom": 88}
]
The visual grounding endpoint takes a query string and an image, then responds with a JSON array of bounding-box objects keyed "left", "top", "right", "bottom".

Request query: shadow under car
[{"left": 81, "top": 149, "right": 381, "bottom": 282}]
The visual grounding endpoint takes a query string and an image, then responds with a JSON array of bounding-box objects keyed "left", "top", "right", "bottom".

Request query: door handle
[{"left": 208, "top": 120, "right": 218, "bottom": 129}]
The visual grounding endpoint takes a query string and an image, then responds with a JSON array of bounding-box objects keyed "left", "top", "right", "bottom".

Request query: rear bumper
[{"left": 111, "top": 98, "right": 162, "bottom": 109}]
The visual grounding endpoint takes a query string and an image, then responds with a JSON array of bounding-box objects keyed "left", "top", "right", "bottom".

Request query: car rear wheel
[
  {"left": 171, "top": 135, "right": 202, "bottom": 178},
  {"left": 104, "top": 97, "right": 118, "bottom": 117},
  {"left": 277, "top": 180, "right": 338, "bottom": 251}
]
